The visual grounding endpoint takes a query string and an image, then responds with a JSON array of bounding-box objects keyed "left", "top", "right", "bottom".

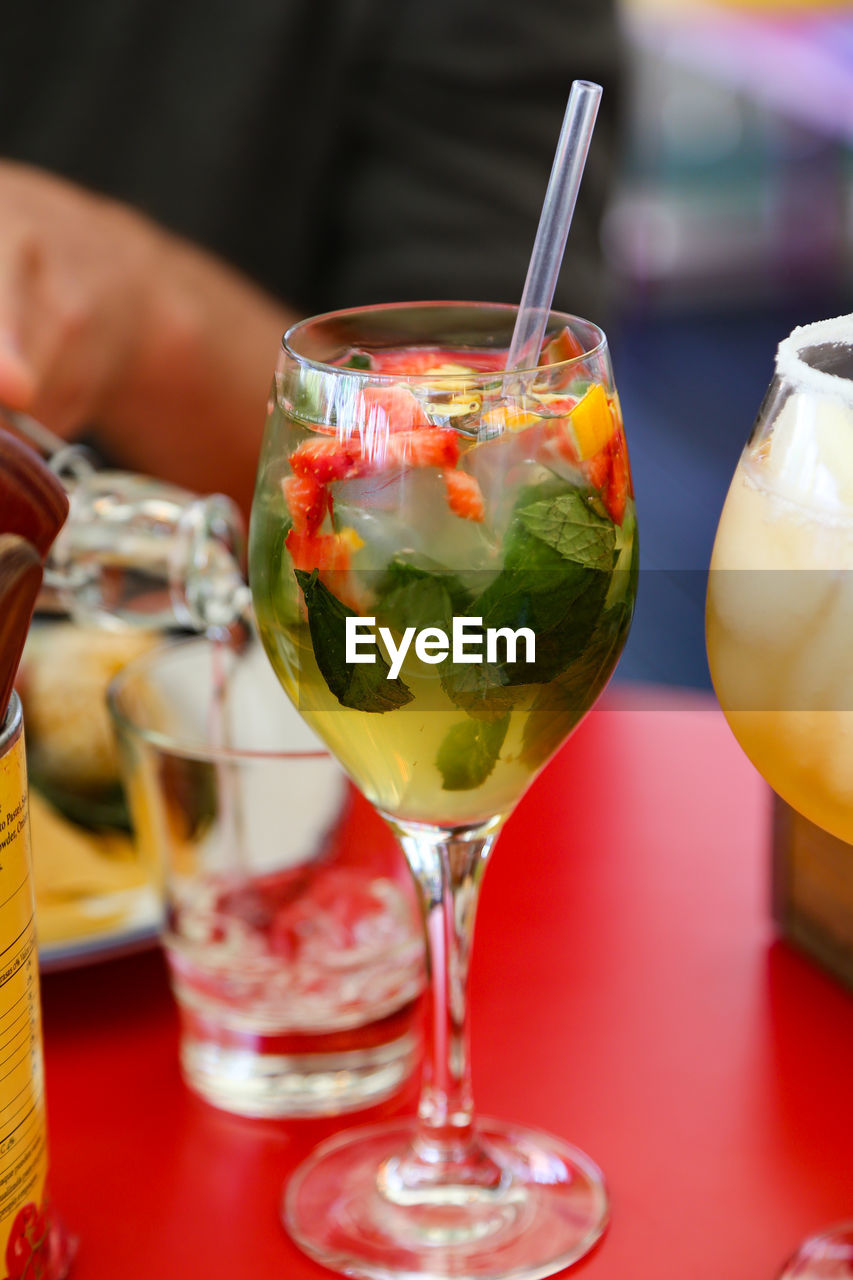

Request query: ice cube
[
  {"left": 769, "top": 391, "right": 853, "bottom": 511},
  {"left": 709, "top": 469, "right": 837, "bottom": 653}
]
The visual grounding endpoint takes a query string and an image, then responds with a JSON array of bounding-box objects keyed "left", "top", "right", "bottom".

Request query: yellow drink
[
  {"left": 707, "top": 316, "right": 853, "bottom": 844},
  {"left": 269, "top": 631, "right": 560, "bottom": 826}
]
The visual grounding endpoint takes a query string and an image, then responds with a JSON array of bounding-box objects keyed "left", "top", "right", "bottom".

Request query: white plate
[{"left": 38, "top": 886, "right": 162, "bottom": 973}]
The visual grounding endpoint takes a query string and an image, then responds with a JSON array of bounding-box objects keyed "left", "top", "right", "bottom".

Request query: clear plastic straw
[{"left": 505, "top": 80, "right": 603, "bottom": 373}]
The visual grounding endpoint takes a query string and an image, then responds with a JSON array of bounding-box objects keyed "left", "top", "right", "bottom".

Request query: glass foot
[
  {"left": 283, "top": 1117, "right": 608, "bottom": 1280},
  {"left": 780, "top": 1225, "right": 853, "bottom": 1278}
]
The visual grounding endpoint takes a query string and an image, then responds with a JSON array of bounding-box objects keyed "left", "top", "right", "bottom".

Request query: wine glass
[
  {"left": 249, "top": 300, "right": 637, "bottom": 1280},
  {"left": 707, "top": 314, "right": 853, "bottom": 1279}
]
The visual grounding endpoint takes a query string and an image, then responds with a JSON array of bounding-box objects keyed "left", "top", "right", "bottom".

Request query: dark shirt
[{"left": 1, "top": 0, "right": 622, "bottom": 320}]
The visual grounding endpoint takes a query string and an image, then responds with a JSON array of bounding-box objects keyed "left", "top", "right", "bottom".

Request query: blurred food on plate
[
  {"left": 17, "top": 622, "right": 161, "bottom": 950},
  {"left": 28, "top": 789, "right": 147, "bottom": 945}
]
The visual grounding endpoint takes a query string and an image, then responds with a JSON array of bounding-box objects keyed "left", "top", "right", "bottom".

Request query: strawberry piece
[
  {"left": 360, "top": 384, "right": 432, "bottom": 431},
  {"left": 539, "top": 325, "right": 586, "bottom": 366},
  {"left": 586, "top": 450, "right": 610, "bottom": 492},
  {"left": 369, "top": 348, "right": 450, "bottom": 376},
  {"left": 445, "top": 470, "right": 485, "bottom": 522},
  {"left": 385, "top": 428, "right": 459, "bottom": 470},
  {"left": 603, "top": 432, "right": 630, "bottom": 525},
  {"left": 285, "top": 528, "right": 352, "bottom": 575},
  {"left": 585, "top": 429, "right": 631, "bottom": 526},
  {"left": 370, "top": 346, "right": 507, "bottom": 375},
  {"left": 289, "top": 425, "right": 458, "bottom": 489},
  {"left": 286, "top": 527, "right": 364, "bottom": 607},
  {"left": 281, "top": 473, "right": 328, "bottom": 534},
  {"left": 284, "top": 528, "right": 322, "bottom": 573},
  {"left": 542, "top": 396, "right": 578, "bottom": 414},
  {"left": 290, "top": 436, "right": 363, "bottom": 483}
]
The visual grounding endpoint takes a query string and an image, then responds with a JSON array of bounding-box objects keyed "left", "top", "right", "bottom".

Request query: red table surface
[{"left": 38, "top": 688, "right": 853, "bottom": 1279}]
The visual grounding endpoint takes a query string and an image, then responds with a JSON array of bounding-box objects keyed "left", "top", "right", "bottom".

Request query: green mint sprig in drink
[{"left": 250, "top": 310, "right": 637, "bottom": 827}]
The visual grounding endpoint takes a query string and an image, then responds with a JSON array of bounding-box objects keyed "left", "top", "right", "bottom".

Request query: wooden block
[{"left": 773, "top": 794, "right": 853, "bottom": 990}]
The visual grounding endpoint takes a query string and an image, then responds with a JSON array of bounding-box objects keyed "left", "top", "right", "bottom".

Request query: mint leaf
[
  {"left": 380, "top": 576, "right": 451, "bottom": 637},
  {"left": 375, "top": 559, "right": 521, "bottom": 721},
  {"left": 374, "top": 558, "right": 470, "bottom": 635},
  {"left": 439, "top": 661, "right": 524, "bottom": 722},
  {"left": 294, "top": 569, "right": 414, "bottom": 713},
  {"left": 341, "top": 350, "right": 373, "bottom": 370},
  {"left": 435, "top": 714, "right": 510, "bottom": 791},
  {"left": 376, "top": 555, "right": 468, "bottom": 624},
  {"left": 516, "top": 491, "right": 616, "bottom": 571},
  {"left": 290, "top": 368, "right": 327, "bottom": 424},
  {"left": 435, "top": 489, "right": 614, "bottom": 717},
  {"left": 255, "top": 513, "right": 299, "bottom": 628},
  {"left": 474, "top": 522, "right": 609, "bottom": 685},
  {"left": 519, "top": 599, "right": 633, "bottom": 768}
]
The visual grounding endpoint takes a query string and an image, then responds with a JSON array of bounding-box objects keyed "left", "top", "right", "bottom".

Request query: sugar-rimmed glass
[{"left": 707, "top": 315, "right": 853, "bottom": 1280}]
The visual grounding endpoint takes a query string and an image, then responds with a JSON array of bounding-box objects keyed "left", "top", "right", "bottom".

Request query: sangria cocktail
[{"left": 250, "top": 301, "right": 637, "bottom": 1280}]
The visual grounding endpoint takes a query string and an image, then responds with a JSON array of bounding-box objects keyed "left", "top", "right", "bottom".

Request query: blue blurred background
[{"left": 605, "top": 0, "right": 853, "bottom": 688}]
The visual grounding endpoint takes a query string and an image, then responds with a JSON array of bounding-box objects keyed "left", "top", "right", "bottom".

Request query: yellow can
[{"left": 0, "top": 693, "right": 68, "bottom": 1279}]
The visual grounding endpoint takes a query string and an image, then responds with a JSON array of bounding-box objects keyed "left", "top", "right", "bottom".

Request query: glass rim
[
  {"left": 776, "top": 313, "right": 853, "bottom": 403},
  {"left": 106, "top": 637, "right": 330, "bottom": 765},
  {"left": 281, "top": 300, "right": 607, "bottom": 382}
]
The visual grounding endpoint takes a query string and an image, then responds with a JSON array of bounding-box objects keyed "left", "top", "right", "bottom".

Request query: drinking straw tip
[{"left": 506, "top": 79, "right": 603, "bottom": 373}]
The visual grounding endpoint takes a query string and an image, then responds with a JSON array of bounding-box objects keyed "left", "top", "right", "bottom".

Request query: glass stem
[{"left": 391, "top": 815, "right": 503, "bottom": 1178}]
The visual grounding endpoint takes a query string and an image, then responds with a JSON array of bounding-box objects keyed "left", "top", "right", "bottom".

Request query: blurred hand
[
  {"left": 0, "top": 160, "right": 164, "bottom": 434},
  {"left": 0, "top": 160, "right": 292, "bottom": 512}
]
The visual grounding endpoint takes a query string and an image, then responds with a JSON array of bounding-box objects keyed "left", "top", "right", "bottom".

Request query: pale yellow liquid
[
  {"left": 707, "top": 396, "right": 853, "bottom": 844},
  {"left": 257, "top": 538, "right": 636, "bottom": 827},
  {"left": 253, "top": 403, "right": 636, "bottom": 829},
  {"left": 274, "top": 633, "right": 545, "bottom": 827}
]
